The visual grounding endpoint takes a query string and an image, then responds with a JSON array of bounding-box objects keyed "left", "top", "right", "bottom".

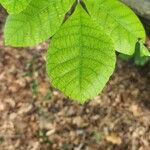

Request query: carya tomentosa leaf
[
  {"left": 4, "top": 0, "right": 74, "bottom": 47},
  {"left": 0, "top": 0, "right": 31, "bottom": 14},
  {"left": 46, "top": 5, "right": 116, "bottom": 103},
  {"left": 84, "top": 0, "right": 147, "bottom": 55}
]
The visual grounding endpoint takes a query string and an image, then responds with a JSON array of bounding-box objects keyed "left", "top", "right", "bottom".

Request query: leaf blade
[
  {"left": 46, "top": 5, "right": 116, "bottom": 103},
  {"left": 4, "top": 0, "right": 73, "bottom": 47},
  {"left": 85, "top": 0, "right": 146, "bottom": 55}
]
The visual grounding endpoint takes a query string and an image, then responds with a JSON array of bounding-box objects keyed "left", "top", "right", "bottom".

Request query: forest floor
[{"left": 0, "top": 8, "right": 150, "bottom": 150}]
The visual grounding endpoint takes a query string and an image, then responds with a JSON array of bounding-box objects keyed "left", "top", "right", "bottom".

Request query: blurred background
[{"left": 0, "top": 1, "right": 150, "bottom": 150}]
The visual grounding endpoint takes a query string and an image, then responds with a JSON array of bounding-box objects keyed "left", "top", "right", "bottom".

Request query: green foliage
[
  {"left": 31, "top": 80, "right": 38, "bottom": 95},
  {"left": 0, "top": 137, "right": 4, "bottom": 144},
  {"left": 1, "top": 0, "right": 150, "bottom": 103},
  {"left": 0, "top": 0, "right": 31, "bottom": 14},
  {"left": 92, "top": 131, "right": 103, "bottom": 143},
  {"left": 119, "top": 40, "right": 150, "bottom": 66},
  {"left": 36, "top": 130, "right": 50, "bottom": 144},
  {"left": 46, "top": 5, "right": 116, "bottom": 102},
  {"left": 4, "top": 0, "right": 73, "bottom": 46},
  {"left": 85, "top": 0, "right": 147, "bottom": 55}
]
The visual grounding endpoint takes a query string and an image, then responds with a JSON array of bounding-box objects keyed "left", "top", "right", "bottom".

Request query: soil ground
[{"left": 0, "top": 7, "right": 150, "bottom": 150}]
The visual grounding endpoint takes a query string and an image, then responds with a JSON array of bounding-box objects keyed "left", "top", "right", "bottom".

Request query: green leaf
[
  {"left": 4, "top": 0, "right": 73, "bottom": 47},
  {"left": 134, "top": 41, "right": 150, "bottom": 66},
  {"left": 46, "top": 5, "right": 116, "bottom": 103},
  {"left": 119, "top": 40, "right": 150, "bottom": 66},
  {"left": 138, "top": 40, "right": 150, "bottom": 57},
  {"left": 84, "top": 0, "right": 146, "bottom": 55},
  {"left": 0, "top": 0, "right": 31, "bottom": 14}
]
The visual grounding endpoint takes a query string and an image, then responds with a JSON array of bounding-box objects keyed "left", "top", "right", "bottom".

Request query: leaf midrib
[{"left": 78, "top": 11, "right": 83, "bottom": 94}]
